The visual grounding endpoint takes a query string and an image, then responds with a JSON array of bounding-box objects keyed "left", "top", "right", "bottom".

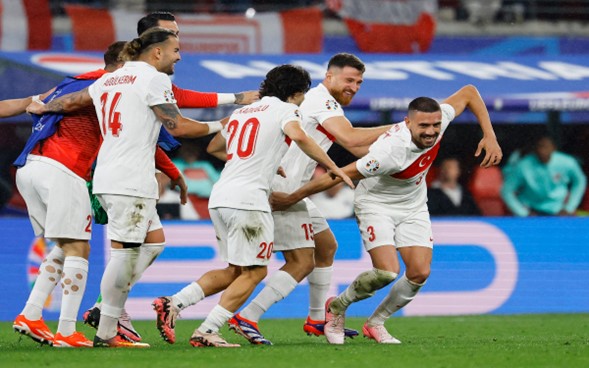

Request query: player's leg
[
  {"left": 364, "top": 209, "right": 432, "bottom": 344},
  {"left": 236, "top": 209, "right": 314, "bottom": 328},
  {"left": 93, "top": 194, "right": 153, "bottom": 348},
  {"left": 324, "top": 213, "right": 399, "bottom": 344},
  {"left": 52, "top": 239, "right": 92, "bottom": 348},
  {"left": 191, "top": 209, "right": 271, "bottom": 348},
  {"left": 153, "top": 208, "right": 241, "bottom": 343},
  {"left": 13, "top": 161, "right": 72, "bottom": 345}
]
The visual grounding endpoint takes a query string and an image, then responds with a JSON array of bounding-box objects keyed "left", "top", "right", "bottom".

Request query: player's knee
[{"left": 406, "top": 267, "right": 430, "bottom": 284}]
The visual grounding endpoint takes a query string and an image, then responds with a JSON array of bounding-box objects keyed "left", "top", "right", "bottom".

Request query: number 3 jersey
[
  {"left": 88, "top": 61, "right": 176, "bottom": 199},
  {"left": 354, "top": 103, "right": 455, "bottom": 215},
  {"left": 208, "top": 96, "right": 303, "bottom": 212}
]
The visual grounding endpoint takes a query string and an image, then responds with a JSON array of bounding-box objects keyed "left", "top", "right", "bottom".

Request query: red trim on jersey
[
  {"left": 285, "top": 136, "right": 292, "bottom": 146},
  {"left": 172, "top": 84, "right": 218, "bottom": 108},
  {"left": 155, "top": 146, "right": 181, "bottom": 181},
  {"left": 75, "top": 69, "right": 107, "bottom": 80},
  {"left": 316, "top": 124, "right": 336, "bottom": 142},
  {"left": 392, "top": 141, "right": 441, "bottom": 180}
]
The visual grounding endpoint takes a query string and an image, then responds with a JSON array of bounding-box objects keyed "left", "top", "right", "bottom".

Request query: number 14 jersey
[
  {"left": 208, "top": 96, "right": 303, "bottom": 212},
  {"left": 88, "top": 61, "right": 175, "bottom": 199}
]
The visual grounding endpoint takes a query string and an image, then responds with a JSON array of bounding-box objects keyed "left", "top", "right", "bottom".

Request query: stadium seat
[{"left": 468, "top": 166, "right": 508, "bottom": 216}]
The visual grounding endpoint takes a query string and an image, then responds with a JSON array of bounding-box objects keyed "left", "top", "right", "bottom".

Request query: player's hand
[
  {"left": 169, "top": 174, "right": 188, "bottom": 205},
  {"left": 235, "top": 90, "right": 260, "bottom": 105},
  {"left": 276, "top": 166, "right": 287, "bottom": 178},
  {"left": 328, "top": 168, "right": 355, "bottom": 189},
  {"left": 270, "top": 191, "right": 296, "bottom": 211},
  {"left": 475, "top": 136, "right": 502, "bottom": 168},
  {"left": 25, "top": 101, "right": 45, "bottom": 115}
]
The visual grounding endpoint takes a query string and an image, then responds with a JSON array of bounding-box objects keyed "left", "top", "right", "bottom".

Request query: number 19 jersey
[
  {"left": 88, "top": 61, "right": 176, "bottom": 199},
  {"left": 208, "top": 96, "right": 303, "bottom": 212}
]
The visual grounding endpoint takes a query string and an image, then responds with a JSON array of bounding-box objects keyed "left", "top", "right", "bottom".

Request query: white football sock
[
  {"left": 307, "top": 266, "right": 332, "bottom": 321},
  {"left": 22, "top": 245, "right": 65, "bottom": 320},
  {"left": 97, "top": 248, "right": 138, "bottom": 339},
  {"left": 367, "top": 274, "right": 425, "bottom": 326},
  {"left": 198, "top": 304, "right": 233, "bottom": 333},
  {"left": 130, "top": 242, "right": 164, "bottom": 286},
  {"left": 172, "top": 281, "right": 205, "bottom": 311},
  {"left": 240, "top": 270, "right": 298, "bottom": 322},
  {"left": 57, "top": 256, "right": 89, "bottom": 336}
]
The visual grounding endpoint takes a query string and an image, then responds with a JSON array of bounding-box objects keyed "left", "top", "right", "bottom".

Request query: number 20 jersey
[
  {"left": 208, "top": 96, "right": 303, "bottom": 212},
  {"left": 88, "top": 61, "right": 175, "bottom": 199}
]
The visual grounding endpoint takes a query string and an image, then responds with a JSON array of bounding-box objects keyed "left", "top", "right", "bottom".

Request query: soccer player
[
  {"left": 225, "top": 53, "right": 393, "bottom": 344},
  {"left": 152, "top": 64, "right": 353, "bottom": 347},
  {"left": 26, "top": 28, "right": 225, "bottom": 348},
  {"left": 8, "top": 41, "right": 126, "bottom": 348},
  {"left": 270, "top": 84, "right": 503, "bottom": 344},
  {"left": 82, "top": 10, "right": 260, "bottom": 343},
  {"left": 151, "top": 53, "right": 387, "bottom": 345}
]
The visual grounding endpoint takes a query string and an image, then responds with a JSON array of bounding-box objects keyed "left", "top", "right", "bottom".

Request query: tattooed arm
[
  {"left": 152, "top": 103, "right": 218, "bottom": 138},
  {"left": 25, "top": 88, "right": 92, "bottom": 115}
]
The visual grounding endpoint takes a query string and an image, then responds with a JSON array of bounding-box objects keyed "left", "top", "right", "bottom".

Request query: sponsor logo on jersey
[{"left": 365, "top": 159, "right": 380, "bottom": 173}]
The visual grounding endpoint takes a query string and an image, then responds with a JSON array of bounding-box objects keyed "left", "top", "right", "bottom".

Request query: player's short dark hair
[
  {"left": 137, "top": 11, "right": 176, "bottom": 36},
  {"left": 327, "top": 53, "right": 365, "bottom": 73},
  {"left": 408, "top": 97, "right": 441, "bottom": 114},
  {"left": 103, "top": 41, "right": 126, "bottom": 66},
  {"left": 259, "top": 65, "right": 311, "bottom": 102},
  {"left": 121, "top": 27, "right": 177, "bottom": 61}
]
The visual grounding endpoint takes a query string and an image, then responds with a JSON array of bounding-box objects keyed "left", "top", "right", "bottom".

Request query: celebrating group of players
[{"left": 3, "top": 10, "right": 502, "bottom": 348}]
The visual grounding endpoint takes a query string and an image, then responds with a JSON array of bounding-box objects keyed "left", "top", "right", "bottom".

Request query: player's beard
[{"left": 332, "top": 88, "right": 355, "bottom": 106}]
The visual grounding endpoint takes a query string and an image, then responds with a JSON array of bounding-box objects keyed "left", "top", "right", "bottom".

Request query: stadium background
[{"left": 0, "top": 0, "right": 588, "bottom": 321}]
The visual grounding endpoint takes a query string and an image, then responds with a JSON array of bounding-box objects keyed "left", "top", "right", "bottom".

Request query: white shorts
[
  {"left": 210, "top": 208, "right": 274, "bottom": 266},
  {"left": 148, "top": 212, "right": 163, "bottom": 232},
  {"left": 98, "top": 194, "right": 157, "bottom": 244},
  {"left": 356, "top": 206, "right": 433, "bottom": 252},
  {"left": 16, "top": 156, "right": 92, "bottom": 240},
  {"left": 273, "top": 198, "right": 330, "bottom": 252},
  {"left": 307, "top": 198, "right": 330, "bottom": 234}
]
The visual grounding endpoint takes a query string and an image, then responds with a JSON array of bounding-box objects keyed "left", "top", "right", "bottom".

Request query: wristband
[
  {"left": 217, "top": 93, "right": 236, "bottom": 105},
  {"left": 32, "top": 95, "right": 42, "bottom": 103},
  {"left": 205, "top": 120, "right": 223, "bottom": 134}
]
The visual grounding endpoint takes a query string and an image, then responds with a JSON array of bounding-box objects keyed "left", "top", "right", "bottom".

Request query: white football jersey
[
  {"left": 271, "top": 83, "right": 344, "bottom": 193},
  {"left": 208, "top": 96, "right": 303, "bottom": 212},
  {"left": 355, "top": 104, "right": 456, "bottom": 215},
  {"left": 88, "top": 61, "right": 176, "bottom": 199}
]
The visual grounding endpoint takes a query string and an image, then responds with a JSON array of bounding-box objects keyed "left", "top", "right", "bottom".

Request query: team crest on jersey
[
  {"left": 294, "top": 109, "right": 302, "bottom": 119},
  {"left": 325, "top": 99, "right": 339, "bottom": 111},
  {"left": 163, "top": 89, "right": 175, "bottom": 103},
  {"left": 365, "top": 159, "right": 380, "bottom": 173}
]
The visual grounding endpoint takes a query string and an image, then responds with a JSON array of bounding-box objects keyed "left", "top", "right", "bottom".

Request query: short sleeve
[
  {"left": 146, "top": 73, "right": 176, "bottom": 107},
  {"left": 279, "top": 104, "right": 303, "bottom": 131},
  {"left": 87, "top": 78, "right": 102, "bottom": 100},
  {"left": 355, "top": 139, "right": 404, "bottom": 178},
  {"left": 440, "top": 103, "right": 456, "bottom": 132}
]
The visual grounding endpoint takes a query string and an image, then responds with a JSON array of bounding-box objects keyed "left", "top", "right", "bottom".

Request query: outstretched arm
[
  {"left": 271, "top": 161, "right": 363, "bottom": 211},
  {"left": 0, "top": 88, "right": 55, "bottom": 118},
  {"left": 322, "top": 115, "right": 391, "bottom": 158},
  {"left": 444, "top": 84, "right": 502, "bottom": 168},
  {"left": 152, "top": 103, "right": 222, "bottom": 138},
  {"left": 26, "top": 88, "right": 92, "bottom": 115}
]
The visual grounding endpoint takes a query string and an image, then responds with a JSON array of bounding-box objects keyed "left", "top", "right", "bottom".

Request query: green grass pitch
[{"left": 1, "top": 314, "right": 587, "bottom": 368}]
